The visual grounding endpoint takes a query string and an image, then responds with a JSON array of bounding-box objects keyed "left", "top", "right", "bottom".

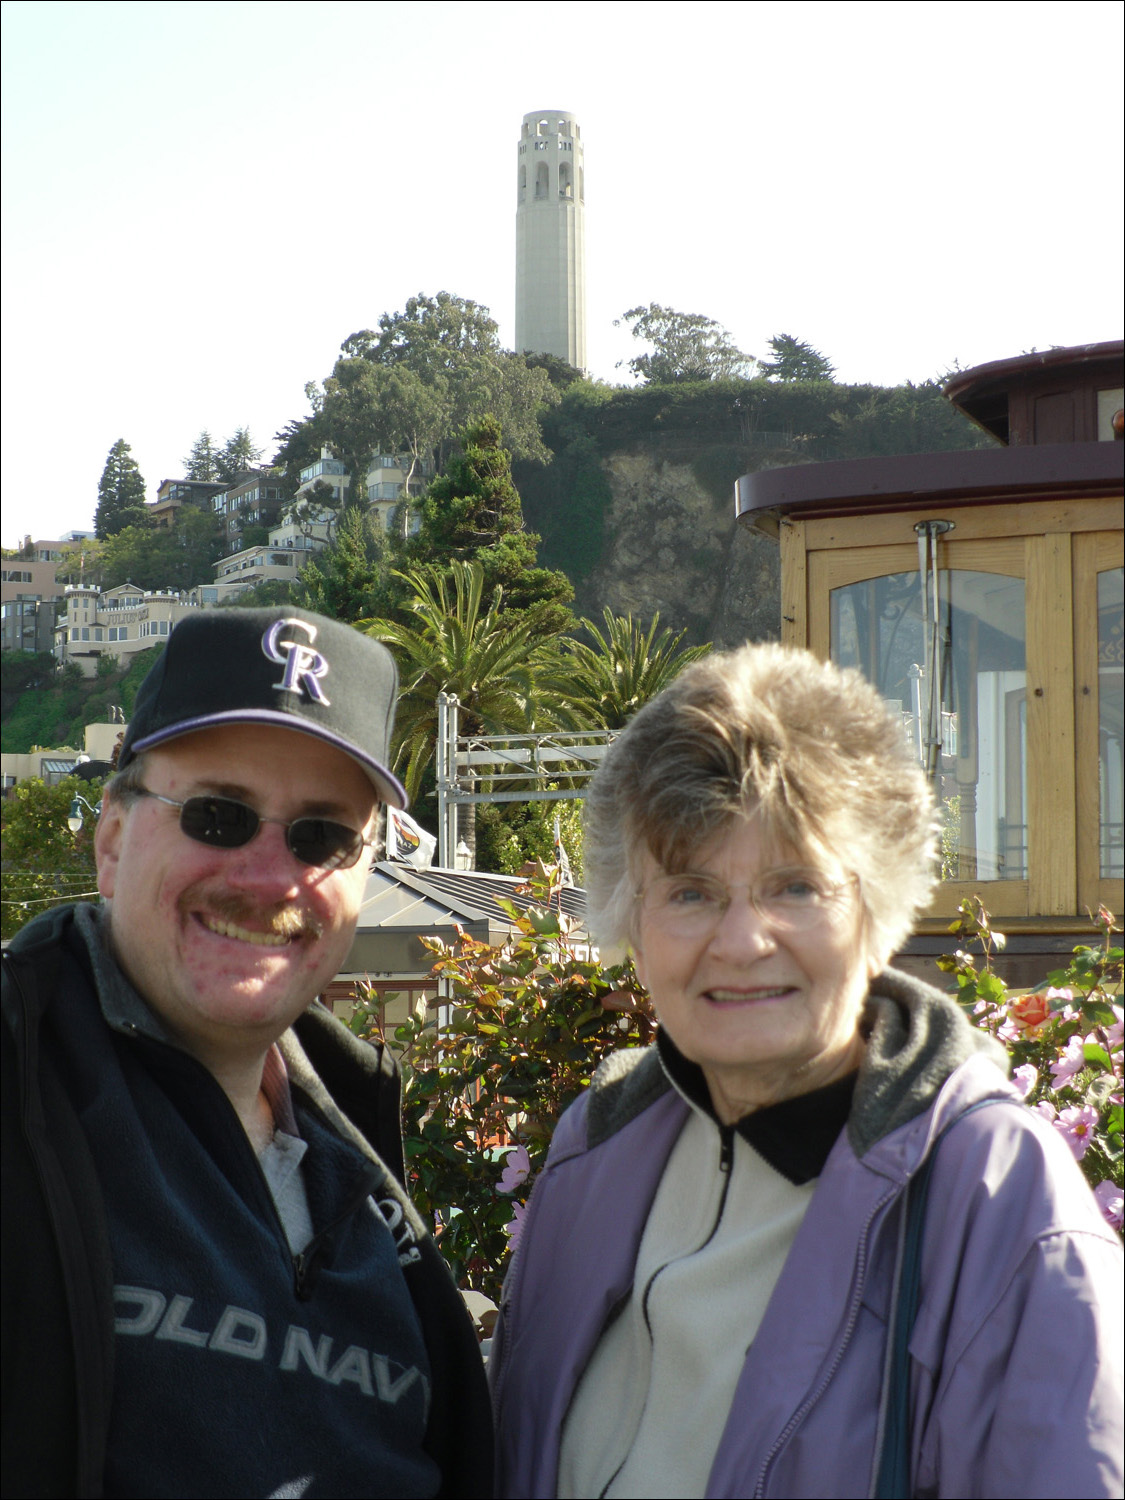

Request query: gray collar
[{"left": 74, "top": 902, "right": 178, "bottom": 1047}]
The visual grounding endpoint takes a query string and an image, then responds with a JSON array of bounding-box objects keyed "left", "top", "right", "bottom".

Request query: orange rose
[{"left": 1007, "top": 991, "right": 1052, "bottom": 1033}]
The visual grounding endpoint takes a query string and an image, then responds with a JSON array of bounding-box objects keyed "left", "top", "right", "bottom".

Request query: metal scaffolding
[{"left": 435, "top": 692, "right": 618, "bottom": 868}]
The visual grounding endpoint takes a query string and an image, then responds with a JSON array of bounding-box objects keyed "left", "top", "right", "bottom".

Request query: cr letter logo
[{"left": 262, "top": 619, "right": 331, "bottom": 705}]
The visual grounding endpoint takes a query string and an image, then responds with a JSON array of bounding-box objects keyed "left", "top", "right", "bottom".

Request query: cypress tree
[{"left": 95, "top": 439, "right": 148, "bottom": 539}]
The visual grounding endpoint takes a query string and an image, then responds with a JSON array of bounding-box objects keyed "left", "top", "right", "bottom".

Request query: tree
[
  {"left": 521, "top": 351, "right": 585, "bottom": 390},
  {"left": 558, "top": 610, "right": 712, "bottom": 728},
  {"left": 54, "top": 538, "right": 106, "bottom": 587},
  {"left": 294, "top": 505, "right": 394, "bottom": 624},
  {"left": 476, "top": 794, "right": 584, "bottom": 880},
  {"left": 415, "top": 416, "right": 573, "bottom": 633},
  {"left": 95, "top": 439, "right": 148, "bottom": 539},
  {"left": 760, "top": 334, "right": 836, "bottom": 383},
  {"left": 183, "top": 430, "right": 220, "bottom": 481},
  {"left": 358, "top": 560, "right": 567, "bottom": 808},
  {"left": 358, "top": 291, "right": 503, "bottom": 368},
  {"left": 96, "top": 506, "right": 224, "bottom": 592},
  {"left": 282, "top": 479, "right": 346, "bottom": 548},
  {"left": 1, "top": 775, "right": 104, "bottom": 939},
  {"left": 335, "top": 293, "right": 558, "bottom": 466},
  {"left": 216, "top": 427, "right": 263, "bottom": 483},
  {"left": 615, "top": 304, "right": 754, "bottom": 384},
  {"left": 272, "top": 416, "right": 328, "bottom": 503},
  {"left": 829, "top": 380, "right": 994, "bottom": 457},
  {"left": 317, "top": 359, "right": 450, "bottom": 508}
]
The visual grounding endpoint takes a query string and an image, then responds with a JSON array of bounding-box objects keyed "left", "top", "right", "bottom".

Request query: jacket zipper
[
  {"left": 596, "top": 1123, "right": 735, "bottom": 1498},
  {"left": 751, "top": 1180, "right": 899, "bottom": 1498},
  {"left": 290, "top": 1159, "right": 384, "bottom": 1299}
]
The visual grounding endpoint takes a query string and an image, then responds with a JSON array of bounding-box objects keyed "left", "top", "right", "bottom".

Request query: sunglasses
[{"left": 133, "top": 787, "right": 373, "bottom": 871}]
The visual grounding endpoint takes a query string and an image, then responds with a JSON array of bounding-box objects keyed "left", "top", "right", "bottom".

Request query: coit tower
[{"left": 515, "top": 110, "right": 587, "bottom": 373}]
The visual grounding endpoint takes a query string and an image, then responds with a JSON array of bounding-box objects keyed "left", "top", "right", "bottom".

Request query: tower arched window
[
  {"left": 559, "top": 161, "right": 572, "bottom": 198},
  {"left": 519, "top": 164, "right": 527, "bottom": 202},
  {"left": 536, "top": 162, "right": 549, "bottom": 198}
]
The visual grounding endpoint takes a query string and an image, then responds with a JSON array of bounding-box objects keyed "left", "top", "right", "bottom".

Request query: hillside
[
  {"left": 515, "top": 375, "right": 993, "bottom": 643},
  {"left": 1, "top": 648, "right": 162, "bottom": 756}
]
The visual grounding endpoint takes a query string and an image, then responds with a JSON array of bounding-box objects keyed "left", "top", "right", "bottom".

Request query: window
[
  {"left": 801, "top": 503, "right": 1123, "bottom": 922},
  {"left": 832, "top": 566, "right": 1027, "bottom": 882}
]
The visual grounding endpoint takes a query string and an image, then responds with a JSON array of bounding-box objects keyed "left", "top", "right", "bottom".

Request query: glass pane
[
  {"left": 832, "top": 569, "right": 1027, "bottom": 882},
  {"left": 1098, "top": 567, "right": 1124, "bottom": 878}
]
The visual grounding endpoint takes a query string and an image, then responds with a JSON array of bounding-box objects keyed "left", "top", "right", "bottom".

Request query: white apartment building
[
  {"left": 54, "top": 583, "right": 218, "bottom": 676},
  {"left": 212, "top": 543, "right": 311, "bottom": 602}
]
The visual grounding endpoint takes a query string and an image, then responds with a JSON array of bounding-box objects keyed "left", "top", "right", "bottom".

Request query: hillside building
[
  {"left": 54, "top": 582, "right": 218, "bottom": 676},
  {"left": 149, "top": 478, "right": 226, "bottom": 529},
  {"left": 2, "top": 534, "right": 93, "bottom": 655},
  {"left": 210, "top": 469, "right": 286, "bottom": 553},
  {"left": 515, "top": 110, "right": 587, "bottom": 372},
  {"left": 1, "top": 721, "right": 124, "bottom": 793}
]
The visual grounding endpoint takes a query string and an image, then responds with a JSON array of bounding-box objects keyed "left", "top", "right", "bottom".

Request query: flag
[
  {"left": 387, "top": 808, "right": 436, "bottom": 868},
  {"left": 553, "top": 815, "right": 574, "bottom": 886}
]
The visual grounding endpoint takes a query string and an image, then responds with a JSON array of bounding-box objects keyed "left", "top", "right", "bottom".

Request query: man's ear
[{"left": 94, "top": 794, "right": 125, "bottom": 900}]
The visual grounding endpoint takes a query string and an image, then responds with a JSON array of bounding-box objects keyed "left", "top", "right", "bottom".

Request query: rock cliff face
[{"left": 571, "top": 449, "right": 781, "bottom": 648}]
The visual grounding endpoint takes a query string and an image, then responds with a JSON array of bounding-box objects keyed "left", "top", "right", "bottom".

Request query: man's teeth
[{"left": 202, "top": 916, "right": 291, "bottom": 947}]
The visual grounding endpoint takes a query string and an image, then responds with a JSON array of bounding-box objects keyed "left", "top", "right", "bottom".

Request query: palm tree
[
  {"left": 357, "top": 561, "right": 567, "bottom": 857},
  {"left": 558, "top": 609, "right": 712, "bottom": 729}
]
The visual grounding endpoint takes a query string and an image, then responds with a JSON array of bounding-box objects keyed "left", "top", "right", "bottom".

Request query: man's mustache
[{"left": 178, "top": 884, "right": 324, "bottom": 942}]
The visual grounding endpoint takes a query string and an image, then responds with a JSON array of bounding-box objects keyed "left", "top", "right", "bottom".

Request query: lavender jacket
[{"left": 489, "top": 971, "right": 1124, "bottom": 1499}]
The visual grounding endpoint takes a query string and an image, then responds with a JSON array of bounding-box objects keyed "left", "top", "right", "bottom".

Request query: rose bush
[
  {"left": 938, "top": 898, "right": 1123, "bottom": 1232},
  {"left": 348, "top": 863, "right": 654, "bottom": 1301}
]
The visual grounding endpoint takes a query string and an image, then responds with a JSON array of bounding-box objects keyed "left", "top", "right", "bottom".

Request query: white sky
[{"left": 2, "top": 0, "right": 1122, "bottom": 547}]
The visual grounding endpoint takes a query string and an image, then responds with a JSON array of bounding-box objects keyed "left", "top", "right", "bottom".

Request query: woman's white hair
[{"left": 583, "top": 642, "right": 939, "bottom": 969}]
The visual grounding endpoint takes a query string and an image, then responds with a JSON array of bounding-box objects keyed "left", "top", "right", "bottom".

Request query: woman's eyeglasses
[
  {"left": 133, "top": 787, "right": 372, "bottom": 871},
  {"left": 636, "top": 868, "right": 858, "bottom": 937}
]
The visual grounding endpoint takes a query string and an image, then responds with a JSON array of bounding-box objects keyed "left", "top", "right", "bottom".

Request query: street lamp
[{"left": 68, "top": 794, "right": 101, "bottom": 835}]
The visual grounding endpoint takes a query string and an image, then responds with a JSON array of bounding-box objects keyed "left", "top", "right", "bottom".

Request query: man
[{"left": 2, "top": 608, "right": 493, "bottom": 1498}]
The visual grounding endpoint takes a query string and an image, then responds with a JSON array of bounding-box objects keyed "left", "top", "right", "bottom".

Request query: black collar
[{"left": 656, "top": 1030, "right": 856, "bottom": 1186}]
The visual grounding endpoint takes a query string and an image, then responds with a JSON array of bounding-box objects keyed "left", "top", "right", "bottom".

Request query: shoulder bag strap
[{"left": 873, "top": 1095, "right": 1008, "bottom": 1499}]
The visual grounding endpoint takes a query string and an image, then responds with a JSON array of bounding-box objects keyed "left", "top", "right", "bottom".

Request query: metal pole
[
  {"left": 913, "top": 520, "right": 954, "bottom": 781},
  {"left": 437, "top": 692, "right": 460, "bottom": 869}
]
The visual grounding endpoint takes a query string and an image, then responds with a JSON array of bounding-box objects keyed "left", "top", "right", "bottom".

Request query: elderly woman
[{"left": 489, "top": 644, "right": 1123, "bottom": 1499}]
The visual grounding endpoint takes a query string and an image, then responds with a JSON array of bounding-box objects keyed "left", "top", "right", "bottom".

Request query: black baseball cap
[{"left": 118, "top": 608, "right": 407, "bottom": 808}]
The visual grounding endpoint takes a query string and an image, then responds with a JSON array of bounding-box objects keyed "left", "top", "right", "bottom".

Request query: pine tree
[
  {"left": 95, "top": 439, "right": 148, "bottom": 539},
  {"left": 760, "top": 334, "right": 836, "bottom": 383},
  {"left": 415, "top": 416, "right": 573, "bottom": 632},
  {"left": 184, "top": 430, "right": 220, "bottom": 481},
  {"left": 217, "top": 427, "right": 263, "bottom": 484}
]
